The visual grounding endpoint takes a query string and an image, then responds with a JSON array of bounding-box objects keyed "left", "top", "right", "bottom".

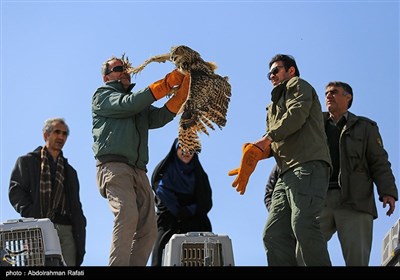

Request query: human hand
[
  {"left": 165, "top": 74, "right": 190, "bottom": 113},
  {"left": 228, "top": 167, "right": 249, "bottom": 195},
  {"left": 228, "top": 143, "right": 265, "bottom": 195},
  {"left": 149, "top": 69, "right": 185, "bottom": 100},
  {"left": 382, "top": 195, "right": 396, "bottom": 216},
  {"left": 164, "top": 69, "right": 185, "bottom": 88}
]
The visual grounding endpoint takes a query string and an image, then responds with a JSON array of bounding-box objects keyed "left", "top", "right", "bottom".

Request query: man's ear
[
  {"left": 103, "top": 75, "right": 109, "bottom": 83},
  {"left": 288, "top": 66, "right": 296, "bottom": 76},
  {"left": 346, "top": 94, "right": 353, "bottom": 106}
]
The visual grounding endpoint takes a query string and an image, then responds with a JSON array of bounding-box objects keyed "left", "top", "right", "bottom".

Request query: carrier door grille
[
  {"left": 0, "top": 228, "right": 45, "bottom": 266},
  {"left": 181, "top": 243, "right": 223, "bottom": 266}
]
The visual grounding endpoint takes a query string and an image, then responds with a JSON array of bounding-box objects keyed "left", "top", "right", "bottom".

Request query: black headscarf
[{"left": 151, "top": 138, "right": 212, "bottom": 217}]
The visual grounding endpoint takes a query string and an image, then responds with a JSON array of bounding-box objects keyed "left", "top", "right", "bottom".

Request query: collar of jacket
[
  {"left": 324, "top": 111, "right": 359, "bottom": 131},
  {"left": 105, "top": 80, "right": 136, "bottom": 93},
  {"left": 29, "top": 146, "right": 68, "bottom": 164},
  {"left": 270, "top": 79, "right": 289, "bottom": 104}
]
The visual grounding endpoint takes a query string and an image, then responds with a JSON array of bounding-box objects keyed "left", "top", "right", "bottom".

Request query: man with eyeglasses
[
  {"left": 9, "top": 118, "right": 87, "bottom": 266},
  {"left": 92, "top": 55, "right": 190, "bottom": 266},
  {"left": 150, "top": 138, "right": 212, "bottom": 266},
  {"left": 229, "top": 54, "right": 332, "bottom": 266},
  {"left": 317, "top": 81, "right": 398, "bottom": 266}
]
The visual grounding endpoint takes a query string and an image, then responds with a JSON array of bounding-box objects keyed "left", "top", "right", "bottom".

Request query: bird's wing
[
  {"left": 178, "top": 74, "right": 231, "bottom": 154},
  {"left": 127, "top": 52, "right": 171, "bottom": 75}
]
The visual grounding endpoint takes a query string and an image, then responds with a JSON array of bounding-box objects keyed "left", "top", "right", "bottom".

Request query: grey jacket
[
  {"left": 92, "top": 80, "right": 175, "bottom": 171},
  {"left": 324, "top": 111, "right": 398, "bottom": 218},
  {"left": 266, "top": 77, "right": 332, "bottom": 173}
]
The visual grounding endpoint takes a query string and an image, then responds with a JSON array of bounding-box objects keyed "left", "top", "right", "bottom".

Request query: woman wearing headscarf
[{"left": 150, "top": 138, "right": 213, "bottom": 266}]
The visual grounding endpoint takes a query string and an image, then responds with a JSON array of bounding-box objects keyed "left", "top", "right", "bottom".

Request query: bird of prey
[{"left": 128, "top": 45, "right": 232, "bottom": 154}]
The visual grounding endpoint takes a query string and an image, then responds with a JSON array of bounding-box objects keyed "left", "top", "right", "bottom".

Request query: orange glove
[
  {"left": 149, "top": 69, "right": 185, "bottom": 100},
  {"left": 228, "top": 143, "right": 265, "bottom": 195},
  {"left": 166, "top": 74, "right": 190, "bottom": 113}
]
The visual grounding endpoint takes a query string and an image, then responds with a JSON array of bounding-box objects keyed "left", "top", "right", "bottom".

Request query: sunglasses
[
  {"left": 106, "top": 65, "right": 124, "bottom": 75},
  {"left": 267, "top": 66, "right": 285, "bottom": 80}
]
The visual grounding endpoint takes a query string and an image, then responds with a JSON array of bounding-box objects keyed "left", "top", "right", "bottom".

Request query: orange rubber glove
[
  {"left": 149, "top": 69, "right": 185, "bottom": 100},
  {"left": 166, "top": 74, "right": 191, "bottom": 113},
  {"left": 228, "top": 143, "right": 266, "bottom": 195}
]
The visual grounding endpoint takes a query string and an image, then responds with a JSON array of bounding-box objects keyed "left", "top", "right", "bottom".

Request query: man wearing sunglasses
[
  {"left": 92, "top": 55, "right": 190, "bottom": 266},
  {"left": 229, "top": 54, "right": 332, "bottom": 266}
]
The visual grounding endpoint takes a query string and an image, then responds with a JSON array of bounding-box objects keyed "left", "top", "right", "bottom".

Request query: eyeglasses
[
  {"left": 267, "top": 66, "right": 285, "bottom": 80},
  {"left": 106, "top": 65, "right": 124, "bottom": 75}
]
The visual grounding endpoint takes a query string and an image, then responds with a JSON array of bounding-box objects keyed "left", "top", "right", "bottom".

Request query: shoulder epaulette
[{"left": 357, "top": 116, "right": 377, "bottom": 126}]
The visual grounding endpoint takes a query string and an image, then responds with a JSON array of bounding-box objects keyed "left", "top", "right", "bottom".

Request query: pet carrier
[
  {"left": 162, "top": 232, "right": 234, "bottom": 266},
  {"left": 382, "top": 219, "right": 400, "bottom": 266},
  {"left": 0, "top": 218, "right": 64, "bottom": 266}
]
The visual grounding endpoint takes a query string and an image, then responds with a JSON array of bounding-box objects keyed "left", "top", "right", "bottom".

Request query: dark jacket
[
  {"left": 9, "top": 146, "right": 87, "bottom": 266},
  {"left": 323, "top": 111, "right": 398, "bottom": 218}
]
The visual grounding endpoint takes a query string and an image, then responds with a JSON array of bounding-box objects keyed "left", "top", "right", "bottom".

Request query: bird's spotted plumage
[{"left": 128, "top": 45, "right": 231, "bottom": 154}]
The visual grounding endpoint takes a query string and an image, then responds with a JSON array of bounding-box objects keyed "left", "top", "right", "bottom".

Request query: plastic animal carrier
[
  {"left": 382, "top": 219, "right": 400, "bottom": 266},
  {"left": 162, "top": 232, "right": 234, "bottom": 266},
  {"left": 0, "top": 218, "right": 64, "bottom": 266}
]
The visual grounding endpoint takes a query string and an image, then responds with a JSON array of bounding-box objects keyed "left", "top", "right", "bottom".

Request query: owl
[{"left": 128, "top": 45, "right": 232, "bottom": 154}]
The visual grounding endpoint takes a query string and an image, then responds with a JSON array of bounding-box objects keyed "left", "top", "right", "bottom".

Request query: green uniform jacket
[
  {"left": 324, "top": 111, "right": 398, "bottom": 219},
  {"left": 92, "top": 81, "right": 175, "bottom": 171},
  {"left": 266, "top": 77, "right": 332, "bottom": 174}
]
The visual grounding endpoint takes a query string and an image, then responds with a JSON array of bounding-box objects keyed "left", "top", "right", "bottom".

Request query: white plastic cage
[
  {"left": 381, "top": 219, "right": 400, "bottom": 266},
  {"left": 0, "top": 218, "right": 64, "bottom": 266},
  {"left": 162, "top": 232, "right": 234, "bottom": 266}
]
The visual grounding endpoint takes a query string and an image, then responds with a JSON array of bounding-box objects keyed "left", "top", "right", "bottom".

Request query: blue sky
[{"left": 1, "top": 0, "right": 399, "bottom": 266}]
